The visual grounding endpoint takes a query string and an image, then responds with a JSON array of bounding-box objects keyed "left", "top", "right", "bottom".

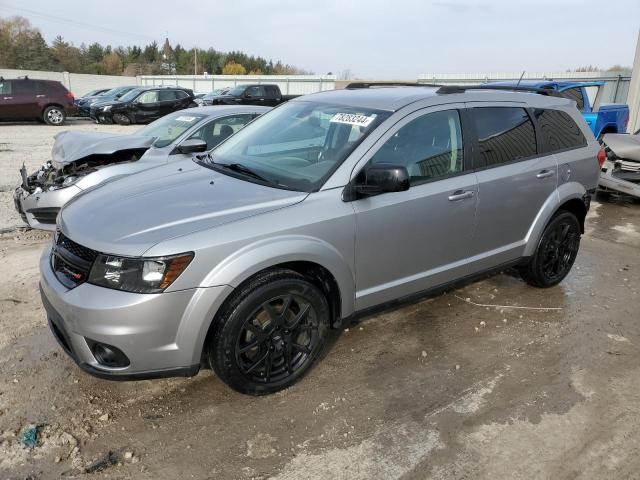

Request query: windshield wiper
[{"left": 215, "top": 162, "right": 271, "bottom": 183}]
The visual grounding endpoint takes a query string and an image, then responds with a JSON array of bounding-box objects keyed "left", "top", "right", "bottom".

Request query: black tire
[
  {"left": 112, "top": 112, "right": 132, "bottom": 125},
  {"left": 521, "top": 211, "right": 581, "bottom": 288},
  {"left": 43, "top": 106, "right": 65, "bottom": 125},
  {"left": 208, "top": 269, "right": 330, "bottom": 395}
]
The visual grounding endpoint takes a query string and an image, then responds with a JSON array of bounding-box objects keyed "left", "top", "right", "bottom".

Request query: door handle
[
  {"left": 536, "top": 170, "right": 554, "bottom": 179},
  {"left": 3, "top": 96, "right": 13, "bottom": 100},
  {"left": 448, "top": 190, "right": 475, "bottom": 201},
  {"left": 36, "top": 94, "right": 45, "bottom": 98}
]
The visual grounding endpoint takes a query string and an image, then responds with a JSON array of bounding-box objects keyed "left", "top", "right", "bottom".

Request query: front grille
[
  {"left": 51, "top": 233, "right": 98, "bottom": 289},
  {"left": 57, "top": 233, "right": 98, "bottom": 263}
]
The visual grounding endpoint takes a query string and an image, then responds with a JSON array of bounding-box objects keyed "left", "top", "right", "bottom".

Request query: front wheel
[
  {"left": 520, "top": 211, "right": 581, "bottom": 288},
  {"left": 43, "top": 106, "right": 65, "bottom": 125},
  {"left": 112, "top": 112, "right": 132, "bottom": 125},
  {"left": 208, "top": 269, "right": 329, "bottom": 395}
]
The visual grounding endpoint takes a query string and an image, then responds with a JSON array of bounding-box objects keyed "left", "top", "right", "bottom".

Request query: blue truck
[{"left": 487, "top": 80, "right": 629, "bottom": 138}]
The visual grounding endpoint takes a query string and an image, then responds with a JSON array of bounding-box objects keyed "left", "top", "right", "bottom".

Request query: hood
[
  {"left": 51, "top": 131, "right": 155, "bottom": 168},
  {"left": 602, "top": 133, "right": 640, "bottom": 162},
  {"left": 59, "top": 160, "right": 307, "bottom": 256}
]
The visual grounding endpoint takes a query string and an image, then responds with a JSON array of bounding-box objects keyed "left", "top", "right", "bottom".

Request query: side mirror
[
  {"left": 344, "top": 164, "right": 410, "bottom": 200},
  {"left": 244, "top": 91, "right": 252, "bottom": 99},
  {"left": 175, "top": 138, "right": 207, "bottom": 154}
]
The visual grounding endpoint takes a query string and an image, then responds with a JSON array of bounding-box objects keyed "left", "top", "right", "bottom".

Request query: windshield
[
  {"left": 201, "top": 101, "right": 389, "bottom": 192},
  {"left": 137, "top": 112, "right": 208, "bottom": 147}
]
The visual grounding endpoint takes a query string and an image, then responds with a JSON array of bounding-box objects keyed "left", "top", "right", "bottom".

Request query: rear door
[
  {"left": 352, "top": 104, "right": 478, "bottom": 309},
  {"left": 13, "top": 80, "right": 41, "bottom": 117},
  {"left": 157, "top": 89, "right": 180, "bottom": 117},
  {"left": 467, "top": 104, "right": 558, "bottom": 271}
]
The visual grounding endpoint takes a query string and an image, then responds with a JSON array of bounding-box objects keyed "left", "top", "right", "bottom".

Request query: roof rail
[
  {"left": 436, "top": 84, "right": 560, "bottom": 96},
  {"left": 345, "top": 82, "right": 443, "bottom": 89}
]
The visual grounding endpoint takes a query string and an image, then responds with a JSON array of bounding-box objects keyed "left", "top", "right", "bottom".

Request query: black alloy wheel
[
  {"left": 521, "top": 211, "right": 581, "bottom": 288},
  {"left": 209, "top": 269, "right": 329, "bottom": 395}
]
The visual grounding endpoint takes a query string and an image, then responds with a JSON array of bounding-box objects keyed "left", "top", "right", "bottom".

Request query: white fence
[
  {"left": 0, "top": 68, "right": 138, "bottom": 96},
  {"left": 418, "top": 71, "right": 633, "bottom": 104},
  {"left": 138, "top": 74, "right": 336, "bottom": 95}
]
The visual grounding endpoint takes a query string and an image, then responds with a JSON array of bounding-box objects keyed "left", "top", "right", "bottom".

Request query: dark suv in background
[
  {"left": 90, "top": 86, "right": 197, "bottom": 125},
  {"left": 75, "top": 85, "right": 137, "bottom": 117},
  {"left": 0, "top": 77, "right": 76, "bottom": 125}
]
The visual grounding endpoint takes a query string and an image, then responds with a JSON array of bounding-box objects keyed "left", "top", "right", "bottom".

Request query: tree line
[{"left": 0, "top": 16, "right": 312, "bottom": 76}]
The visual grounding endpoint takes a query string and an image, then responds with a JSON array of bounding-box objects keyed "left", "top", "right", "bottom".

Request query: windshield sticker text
[{"left": 330, "top": 113, "right": 376, "bottom": 127}]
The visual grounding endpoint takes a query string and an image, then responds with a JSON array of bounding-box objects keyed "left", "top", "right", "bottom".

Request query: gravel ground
[{"left": 1, "top": 122, "right": 640, "bottom": 479}]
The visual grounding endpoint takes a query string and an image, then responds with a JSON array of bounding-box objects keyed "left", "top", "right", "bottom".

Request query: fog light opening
[{"left": 87, "top": 340, "right": 130, "bottom": 368}]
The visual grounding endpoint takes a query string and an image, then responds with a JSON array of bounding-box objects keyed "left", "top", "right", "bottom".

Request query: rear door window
[
  {"left": 534, "top": 108, "right": 587, "bottom": 152},
  {"left": 14, "top": 81, "right": 38, "bottom": 95},
  {"left": 158, "top": 90, "right": 177, "bottom": 102},
  {"left": 469, "top": 107, "right": 537, "bottom": 168}
]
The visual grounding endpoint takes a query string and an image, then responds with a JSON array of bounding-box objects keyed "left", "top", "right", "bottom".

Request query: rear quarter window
[{"left": 534, "top": 108, "right": 587, "bottom": 152}]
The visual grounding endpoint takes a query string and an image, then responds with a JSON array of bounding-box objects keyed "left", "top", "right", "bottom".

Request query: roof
[
  {"left": 295, "top": 85, "right": 573, "bottom": 112},
  {"left": 298, "top": 86, "right": 441, "bottom": 111}
]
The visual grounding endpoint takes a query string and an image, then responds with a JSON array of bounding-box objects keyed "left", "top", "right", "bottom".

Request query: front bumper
[
  {"left": 39, "top": 245, "right": 233, "bottom": 379},
  {"left": 13, "top": 185, "right": 82, "bottom": 231},
  {"left": 599, "top": 161, "right": 640, "bottom": 198}
]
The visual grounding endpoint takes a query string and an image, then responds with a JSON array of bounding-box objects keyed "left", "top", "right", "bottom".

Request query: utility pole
[{"left": 194, "top": 47, "right": 197, "bottom": 76}]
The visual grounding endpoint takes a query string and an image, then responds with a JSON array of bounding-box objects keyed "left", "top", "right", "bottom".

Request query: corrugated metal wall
[
  {"left": 418, "top": 71, "right": 632, "bottom": 104},
  {"left": 138, "top": 74, "right": 336, "bottom": 95}
]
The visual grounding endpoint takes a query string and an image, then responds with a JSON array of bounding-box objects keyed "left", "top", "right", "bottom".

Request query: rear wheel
[
  {"left": 521, "top": 211, "right": 581, "bottom": 288},
  {"left": 43, "top": 106, "right": 65, "bottom": 125},
  {"left": 208, "top": 269, "right": 329, "bottom": 395}
]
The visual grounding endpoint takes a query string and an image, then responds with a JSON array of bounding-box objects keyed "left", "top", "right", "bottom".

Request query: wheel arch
[{"left": 523, "top": 182, "right": 588, "bottom": 257}]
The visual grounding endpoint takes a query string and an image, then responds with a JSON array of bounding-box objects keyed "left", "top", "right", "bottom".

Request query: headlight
[
  {"left": 102, "top": 105, "right": 112, "bottom": 112},
  {"left": 88, "top": 252, "right": 193, "bottom": 293},
  {"left": 62, "top": 175, "right": 78, "bottom": 186}
]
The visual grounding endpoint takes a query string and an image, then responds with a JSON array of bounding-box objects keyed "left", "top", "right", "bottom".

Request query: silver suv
[{"left": 39, "top": 84, "right": 600, "bottom": 395}]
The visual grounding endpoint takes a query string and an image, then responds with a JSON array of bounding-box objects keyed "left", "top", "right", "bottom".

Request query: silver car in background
[
  {"left": 40, "top": 85, "right": 600, "bottom": 395},
  {"left": 14, "top": 106, "right": 270, "bottom": 230}
]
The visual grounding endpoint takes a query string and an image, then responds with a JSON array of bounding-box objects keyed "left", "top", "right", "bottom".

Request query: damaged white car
[
  {"left": 13, "top": 105, "right": 269, "bottom": 230},
  {"left": 599, "top": 130, "right": 640, "bottom": 199}
]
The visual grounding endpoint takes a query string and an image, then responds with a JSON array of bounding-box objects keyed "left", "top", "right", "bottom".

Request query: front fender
[
  {"left": 202, "top": 235, "right": 356, "bottom": 318},
  {"left": 523, "top": 181, "right": 586, "bottom": 257}
]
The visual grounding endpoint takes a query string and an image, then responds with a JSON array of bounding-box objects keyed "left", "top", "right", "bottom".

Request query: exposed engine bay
[{"left": 20, "top": 149, "right": 148, "bottom": 194}]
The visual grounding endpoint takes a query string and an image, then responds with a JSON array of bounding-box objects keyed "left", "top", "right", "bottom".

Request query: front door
[
  {"left": 352, "top": 105, "right": 478, "bottom": 310},
  {"left": 134, "top": 90, "right": 161, "bottom": 122}
]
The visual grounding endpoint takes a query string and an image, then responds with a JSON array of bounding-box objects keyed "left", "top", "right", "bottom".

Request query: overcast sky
[{"left": 1, "top": 0, "right": 638, "bottom": 79}]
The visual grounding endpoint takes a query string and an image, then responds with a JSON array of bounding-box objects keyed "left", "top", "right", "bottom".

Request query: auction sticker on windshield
[
  {"left": 175, "top": 116, "right": 199, "bottom": 123},
  {"left": 330, "top": 113, "right": 376, "bottom": 127}
]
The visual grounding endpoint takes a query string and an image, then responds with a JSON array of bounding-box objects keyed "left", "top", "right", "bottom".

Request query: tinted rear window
[
  {"left": 558, "top": 88, "right": 585, "bottom": 110},
  {"left": 14, "top": 81, "right": 38, "bottom": 94},
  {"left": 534, "top": 108, "right": 587, "bottom": 152},
  {"left": 469, "top": 107, "right": 537, "bottom": 167}
]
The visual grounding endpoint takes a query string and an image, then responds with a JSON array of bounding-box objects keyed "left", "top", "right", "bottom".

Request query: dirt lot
[{"left": 1, "top": 122, "right": 640, "bottom": 480}]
